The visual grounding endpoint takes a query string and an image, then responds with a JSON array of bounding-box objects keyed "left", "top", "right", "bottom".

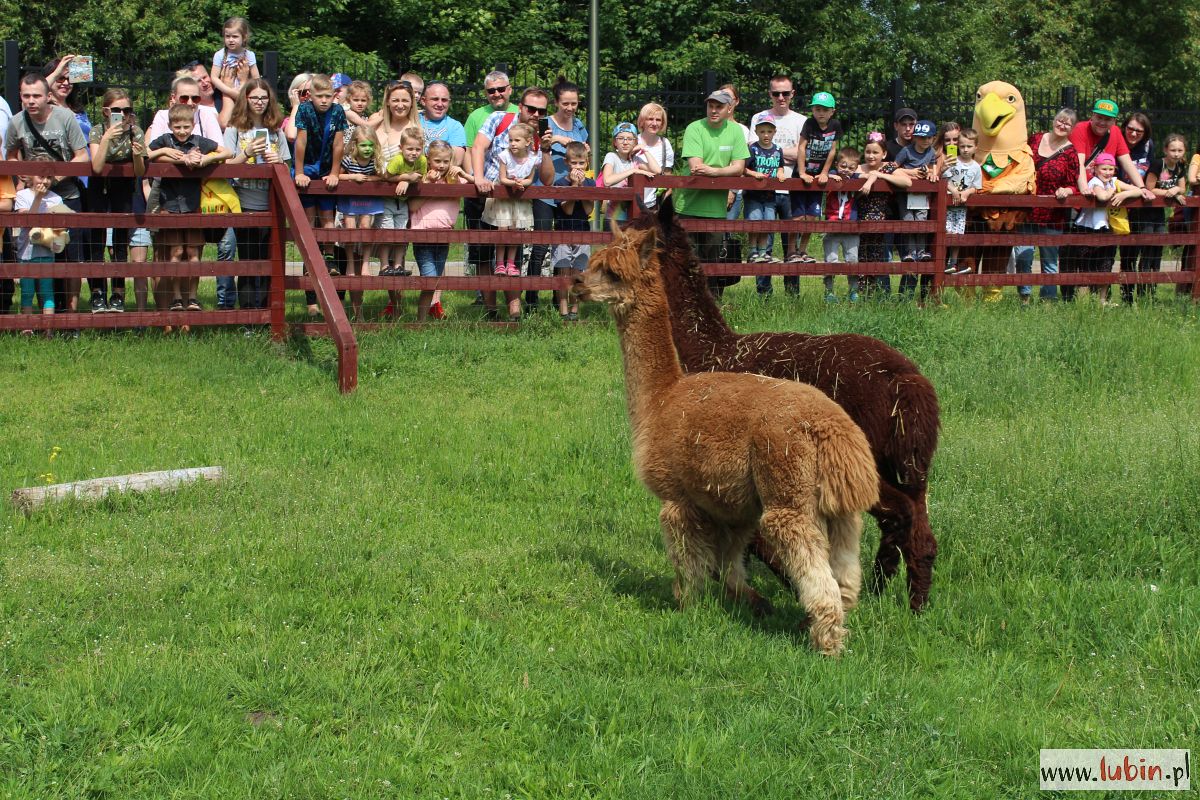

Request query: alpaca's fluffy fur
[
  {"left": 624, "top": 200, "right": 941, "bottom": 612},
  {"left": 575, "top": 226, "right": 879, "bottom": 655}
]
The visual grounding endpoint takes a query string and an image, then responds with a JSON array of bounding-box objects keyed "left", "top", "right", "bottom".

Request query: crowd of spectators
[{"left": 2, "top": 29, "right": 1195, "bottom": 329}]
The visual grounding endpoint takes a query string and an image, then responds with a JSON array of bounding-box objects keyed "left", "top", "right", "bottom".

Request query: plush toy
[
  {"left": 970, "top": 81, "right": 1035, "bottom": 300},
  {"left": 26, "top": 203, "right": 73, "bottom": 254}
]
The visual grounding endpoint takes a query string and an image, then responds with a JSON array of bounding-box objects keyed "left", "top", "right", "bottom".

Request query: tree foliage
[{"left": 2, "top": 0, "right": 1199, "bottom": 103}]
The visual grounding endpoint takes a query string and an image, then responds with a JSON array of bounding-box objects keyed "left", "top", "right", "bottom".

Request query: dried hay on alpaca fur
[
  {"left": 624, "top": 198, "right": 942, "bottom": 613},
  {"left": 574, "top": 225, "right": 879, "bottom": 656}
]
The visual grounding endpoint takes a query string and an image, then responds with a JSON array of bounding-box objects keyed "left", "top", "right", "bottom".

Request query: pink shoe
[{"left": 505, "top": 261, "right": 519, "bottom": 276}]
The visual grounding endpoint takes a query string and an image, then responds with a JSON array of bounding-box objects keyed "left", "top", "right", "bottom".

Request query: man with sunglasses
[
  {"left": 470, "top": 86, "right": 550, "bottom": 320},
  {"left": 750, "top": 75, "right": 807, "bottom": 291},
  {"left": 463, "top": 72, "right": 519, "bottom": 295}
]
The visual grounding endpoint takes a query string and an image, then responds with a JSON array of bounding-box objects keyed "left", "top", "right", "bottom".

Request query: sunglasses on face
[
  {"left": 178, "top": 95, "right": 201, "bottom": 103},
  {"left": 105, "top": 106, "right": 132, "bottom": 112},
  {"left": 770, "top": 90, "right": 792, "bottom": 97},
  {"left": 523, "top": 104, "right": 547, "bottom": 115},
  {"left": 486, "top": 86, "right": 509, "bottom": 95}
]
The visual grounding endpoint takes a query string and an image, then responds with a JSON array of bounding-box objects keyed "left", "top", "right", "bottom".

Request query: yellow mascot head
[{"left": 972, "top": 81, "right": 1029, "bottom": 163}]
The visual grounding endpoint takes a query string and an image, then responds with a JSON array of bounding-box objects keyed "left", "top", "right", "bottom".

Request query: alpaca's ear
[
  {"left": 657, "top": 195, "right": 676, "bottom": 229},
  {"left": 608, "top": 216, "right": 622, "bottom": 238},
  {"left": 635, "top": 226, "right": 658, "bottom": 264}
]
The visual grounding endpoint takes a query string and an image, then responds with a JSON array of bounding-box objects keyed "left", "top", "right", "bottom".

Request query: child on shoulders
[{"left": 211, "top": 16, "right": 260, "bottom": 102}]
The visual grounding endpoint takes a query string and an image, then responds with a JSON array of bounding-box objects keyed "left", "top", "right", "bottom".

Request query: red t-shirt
[{"left": 1069, "top": 121, "right": 1129, "bottom": 166}]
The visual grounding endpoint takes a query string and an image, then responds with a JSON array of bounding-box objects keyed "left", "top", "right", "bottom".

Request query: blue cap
[
  {"left": 612, "top": 121, "right": 637, "bottom": 138},
  {"left": 913, "top": 120, "right": 936, "bottom": 137},
  {"left": 331, "top": 73, "right": 353, "bottom": 90}
]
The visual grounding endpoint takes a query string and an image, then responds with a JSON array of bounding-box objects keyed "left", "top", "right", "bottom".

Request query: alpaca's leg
[
  {"left": 904, "top": 493, "right": 937, "bottom": 612},
  {"left": 659, "top": 501, "right": 716, "bottom": 608},
  {"left": 760, "top": 506, "right": 845, "bottom": 656},
  {"left": 826, "top": 513, "right": 864, "bottom": 611},
  {"left": 869, "top": 481, "right": 914, "bottom": 595},
  {"left": 715, "top": 525, "right": 773, "bottom": 617}
]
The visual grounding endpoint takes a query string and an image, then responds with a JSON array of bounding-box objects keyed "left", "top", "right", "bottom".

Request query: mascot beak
[{"left": 976, "top": 92, "right": 1015, "bottom": 137}]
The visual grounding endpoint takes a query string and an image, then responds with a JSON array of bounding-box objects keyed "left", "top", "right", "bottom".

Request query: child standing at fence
[
  {"left": 1060, "top": 152, "right": 1142, "bottom": 302},
  {"left": 294, "top": 74, "right": 348, "bottom": 316},
  {"left": 381, "top": 126, "right": 427, "bottom": 316},
  {"left": 601, "top": 122, "right": 655, "bottom": 224},
  {"left": 148, "top": 103, "right": 232, "bottom": 312},
  {"left": 336, "top": 125, "right": 385, "bottom": 320},
  {"left": 543, "top": 141, "right": 594, "bottom": 320},
  {"left": 792, "top": 92, "right": 843, "bottom": 263},
  {"left": 210, "top": 17, "right": 260, "bottom": 100},
  {"left": 1127, "top": 133, "right": 1188, "bottom": 303},
  {"left": 822, "top": 146, "right": 862, "bottom": 302},
  {"left": 89, "top": 88, "right": 147, "bottom": 313},
  {"left": 942, "top": 128, "right": 982, "bottom": 275},
  {"left": 933, "top": 122, "right": 962, "bottom": 180},
  {"left": 12, "top": 160, "right": 61, "bottom": 323},
  {"left": 857, "top": 132, "right": 913, "bottom": 296},
  {"left": 410, "top": 140, "right": 468, "bottom": 321},
  {"left": 743, "top": 116, "right": 785, "bottom": 263},
  {"left": 482, "top": 122, "right": 541, "bottom": 276}
]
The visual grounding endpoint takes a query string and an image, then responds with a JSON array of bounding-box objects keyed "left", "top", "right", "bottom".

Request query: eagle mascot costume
[{"left": 970, "top": 81, "right": 1036, "bottom": 301}]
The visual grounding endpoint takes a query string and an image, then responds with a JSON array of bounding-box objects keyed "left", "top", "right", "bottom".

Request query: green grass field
[{"left": 2, "top": 284, "right": 1198, "bottom": 798}]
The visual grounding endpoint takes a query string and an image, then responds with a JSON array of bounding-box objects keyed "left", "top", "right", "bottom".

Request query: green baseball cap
[
  {"left": 811, "top": 91, "right": 836, "bottom": 109},
  {"left": 1092, "top": 98, "right": 1119, "bottom": 118}
]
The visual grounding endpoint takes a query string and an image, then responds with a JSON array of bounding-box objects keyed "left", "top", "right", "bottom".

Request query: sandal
[
  {"left": 187, "top": 300, "right": 202, "bottom": 311},
  {"left": 169, "top": 299, "right": 184, "bottom": 312},
  {"left": 798, "top": 253, "right": 816, "bottom": 264}
]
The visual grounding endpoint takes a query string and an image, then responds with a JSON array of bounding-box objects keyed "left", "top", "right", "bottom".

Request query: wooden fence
[{"left": 2, "top": 163, "right": 1196, "bottom": 395}]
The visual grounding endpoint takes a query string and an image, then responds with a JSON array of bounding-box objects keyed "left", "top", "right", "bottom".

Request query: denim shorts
[
  {"left": 130, "top": 228, "right": 153, "bottom": 248},
  {"left": 744, "top": 196, "right": 777, "bottom": 222},
  {"left": 790, "top": 191, "right": 823, "bottom": 218},
  {"left": 300, "top": 193, "right": 337, "bottom": 212}
]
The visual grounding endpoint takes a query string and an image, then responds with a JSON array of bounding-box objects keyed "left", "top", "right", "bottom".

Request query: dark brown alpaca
[{"left": 625, "top": 199, "right": 941, "bottom": 611}]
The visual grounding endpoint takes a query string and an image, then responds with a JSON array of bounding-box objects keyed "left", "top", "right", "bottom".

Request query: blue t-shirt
[
  {"left": 541, "top": 115, "right": 589, "bottom": 192},
  {"left": 553, "top": 175, "right": 596, "bottom": 230},
  {"left": 895, "top": 143, "right": 936, "bottom": 170},
  {"left": 295, "top": 102, "right": 348, "bottom": 174},
  {"left": 745, "top": 141, "right": 783, "bottom": 203},
  {"left": 419, "top": 112, "right": 467, "bottom": 150}
]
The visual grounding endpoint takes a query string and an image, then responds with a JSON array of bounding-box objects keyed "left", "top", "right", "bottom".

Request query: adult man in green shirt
[
  {"left": 675, "top": 89, "right": 749, "bottom": 288},
  {"left": 463, "top": 71, "right": 519, "bottom": 282}
]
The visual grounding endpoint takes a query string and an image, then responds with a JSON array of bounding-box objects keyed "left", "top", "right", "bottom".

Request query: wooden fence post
[
  {"left": 268, "top": 170, "right": 288, "bottom": 341},
  {"left": 930, "top": 179, "right": 948, "bottom": 297}
]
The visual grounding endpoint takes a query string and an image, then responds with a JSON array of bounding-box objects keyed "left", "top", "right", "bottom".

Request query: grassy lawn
[{"left": 2, "top": 283, "right": 1198, "bottom": 798}]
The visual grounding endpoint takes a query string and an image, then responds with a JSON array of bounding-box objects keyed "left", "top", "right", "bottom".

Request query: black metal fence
[{"left": 7, "top": 42, "right": 1200, "bottom": 152}]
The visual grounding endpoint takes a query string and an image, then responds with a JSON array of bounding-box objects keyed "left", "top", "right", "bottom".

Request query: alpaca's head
[{"left": 573, "top": 225, "right": 662, "bottom": 319}]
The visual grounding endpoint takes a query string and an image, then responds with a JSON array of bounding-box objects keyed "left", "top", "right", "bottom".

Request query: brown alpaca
[
  {"left": 624, "top": 199, "right": 941, "bottom": 612},
  {"left": 575, "top": 225, "right": 880, "bottom": 655}
]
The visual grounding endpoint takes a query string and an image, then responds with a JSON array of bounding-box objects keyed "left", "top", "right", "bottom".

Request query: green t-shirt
[
  {"left": 465, "top": 103, "right": 519, "bottom": 149},
  {"left": 673, "top": 118, "right": 750, "bottom": 219}
]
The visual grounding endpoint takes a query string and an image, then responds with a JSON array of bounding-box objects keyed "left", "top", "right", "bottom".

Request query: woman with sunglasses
[
  {"left": 45, "top": 55, "right": 112, "bottom": 313},
  {"left": 1013, "top": 107, "right": 1080, "bottom": 303},
  {"left": 89, "top": 88, "right": 147, "bottom": 313},
  {"left": 284, "top": 73, "right": 313, "bottom": 146}
]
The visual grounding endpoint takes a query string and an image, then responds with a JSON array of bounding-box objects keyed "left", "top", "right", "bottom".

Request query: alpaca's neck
[
  {"left": 615, "top": 287, "right": 684, "bottom": 423},
  {"left": 663, "top": 254, "right": 737, "bottom": 365}
]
